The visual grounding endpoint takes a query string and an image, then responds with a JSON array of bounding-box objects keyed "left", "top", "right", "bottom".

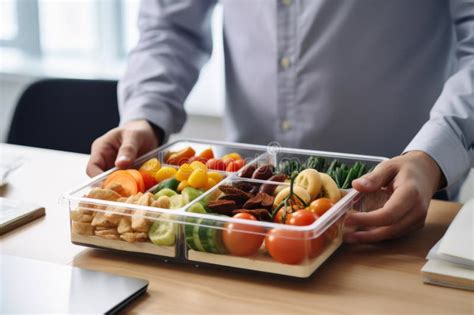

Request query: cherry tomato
[
  {"left": 324, "top": 224, "right": 339, "bottom": 243},
  {"left": 265, "top": 229, "right": 307, "bottom": 265},
  {"left": 309, "top": 198, "right": 335, "bottom": 217},
  {"left": 273, "top": 207, "right": 294, "bottom": 224},
  {"left": 206, "top": 158, "right": 226, "bottom": 171},
  {"left": 225, "top": 159, "right": 245, "bottom": 172},
  {"left": 283, "top": 209, "right": 325, "bottom": 258},
  {"left": 287, "top": 209, "right": 317, "bottom": 226},
  {"left": 223, "top": 213, "right": 265, "bottom": 256}
]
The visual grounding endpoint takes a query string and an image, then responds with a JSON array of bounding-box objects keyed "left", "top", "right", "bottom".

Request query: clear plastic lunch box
[{"left": 62, "top": 139, "right": 387, "bottom": 278}]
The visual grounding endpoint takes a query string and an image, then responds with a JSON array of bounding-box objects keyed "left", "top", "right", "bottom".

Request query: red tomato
[
  {"left": 235, "top": 159, "right": 245, "bottom": 169},
  {"left": 206, "top": 158, "right": 226, "bottom": 171},
  {"left": 225, "top": 159, "right": 245, "bottom": 172},
  {"left": 324, "top": 224, "right": 339, "bottom": 243},
  {"left": 265, "top": 229, "right": 307, "bottom": 265},
  {"left": 287, "top": 209, "right": 317, "bottom": 226},
  {"left": 223, "top": 158, "right": 235, "bottom": 168},
  {"left": 309, "top": 198, "right": 335, "bottom": 217},
  {"left": 139, "top": 170, "right": 158, "bottom": 191},
  {"left": 223, "top": 213, "right": 265, "bottom": 256},
  {"left": 287, "top": 210, "right": 324, "bottom": 258},
  {"left": 273, "top": 207, "right": 294, "bottom": 224}
]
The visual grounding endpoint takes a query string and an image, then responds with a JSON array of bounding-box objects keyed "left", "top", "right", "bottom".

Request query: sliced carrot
[
  {"left": 166, "top": 146, "right": 196, "bottom": 165},
  {"left": 139, "top": 170, "right": 157, "bottom": 191},
  {"left": 198, "top": 147, "right": 214, "bottom": 160},
  {"left": 102, "top": 170, "right": 138, "bottom": 197},
  {"left": 126, "top": 169, "right": 145, "bottom": 193}
]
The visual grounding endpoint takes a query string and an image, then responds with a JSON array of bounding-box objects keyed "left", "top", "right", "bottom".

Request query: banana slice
[
  {"left": 294, "top": 168, "right": 322, "bottom": 200},
  {"left": 320, "top": 173, "right": 341, "bottom": 202},
  {"left": 274, "top": 186, "right": 311, "bottom": 207}
]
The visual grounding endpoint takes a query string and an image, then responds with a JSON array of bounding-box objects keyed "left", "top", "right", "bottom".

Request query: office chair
[{"left": 7, "top": 78, "right": 120, "bottom": 154}]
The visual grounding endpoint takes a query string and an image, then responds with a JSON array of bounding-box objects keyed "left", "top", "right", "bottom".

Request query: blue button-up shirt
[{"left": 119, "top": 0, "right": 474, "bottom": 188}]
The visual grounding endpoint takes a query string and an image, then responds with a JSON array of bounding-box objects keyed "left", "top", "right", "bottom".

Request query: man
[{"left": 87, "top": 1, "right": 474, "bottom": 244}]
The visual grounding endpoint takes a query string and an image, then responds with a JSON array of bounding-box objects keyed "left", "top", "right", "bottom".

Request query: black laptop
[{"left": 1, "top": 255, "right": 148, "bottom": 314}]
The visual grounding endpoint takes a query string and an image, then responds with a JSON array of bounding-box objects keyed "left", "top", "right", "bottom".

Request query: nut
[
  {"left": 233, "top": 181, "right": 257, "bottom": 193},
  {"left": 218, "top": 194, "right": 248, "bottom": 207},
  {"left": 259, "top": 174, "right": 287, "bottom": 195},
  {"left": 239, "top": 164, "right": 256, "bottom": 178},
  {"left": 207, "top": 199, "right": 237, "bottom": 215},
  {"left": 251, "top": 164, "right": 274, "bottom": 180}
]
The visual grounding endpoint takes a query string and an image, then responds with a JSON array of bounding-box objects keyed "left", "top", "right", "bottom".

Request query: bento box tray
[{"left": 62, "top": 139, "right": 387, "bottom": 278}]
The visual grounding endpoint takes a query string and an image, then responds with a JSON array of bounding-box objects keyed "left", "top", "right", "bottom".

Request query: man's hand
[
  {"left": 86, "top": 120, "right": 159, "bottom": 177},
  {"left": 344, "top": 150, "right": 444, "bottom": 243}
]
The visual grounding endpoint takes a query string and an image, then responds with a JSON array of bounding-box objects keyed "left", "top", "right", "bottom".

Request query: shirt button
[
  {"left": 280, "top": 57, "right": 290, "bottom": 69},
  {"left": 281, "top": 120, "right": 291, "bottom": 131},
  {"left": 282, "top": 0, "right": 292, "bottom": 6}
]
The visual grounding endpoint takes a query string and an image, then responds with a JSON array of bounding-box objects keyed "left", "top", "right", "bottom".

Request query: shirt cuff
[{"left": 404, "top": 120, "right": 471, "bottom": 189}]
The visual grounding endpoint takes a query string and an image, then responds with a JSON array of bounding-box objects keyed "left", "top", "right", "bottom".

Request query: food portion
[
  {"left": 70, "top": 150, "right": 228, "bottom": 252},
  {"left": 68, "top": 141, "right": 376, "bottom": 273},
  {"left": 185, "top": 156, "right": 371, "bottom": 265},
  {"left": 163, "top": 146, "right": 247, "bottom": 172}
]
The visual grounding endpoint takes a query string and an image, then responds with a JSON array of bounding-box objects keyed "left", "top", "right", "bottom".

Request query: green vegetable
[
  {"left": 304, "top": 156, "right": 327, "bottom": 172},
  {"left": 154, "top": 188, "right": 177, "bottom": 199},
  {"left": 187, "top": 202, "right": 207, "bottom": 214},
  {"left": 182, "top": 187, "right": 204, "bottom": 205},
  {"left": 326, "top": 159, "right": 340, "bottom": 175},
  {"left": 185, "top": 217, "right": 227, "bottom": 254},
  {"left": 278, "top": 159, "right": 303, "bottom": 177},
  {"left": 169, "top": 194, "right": 185, "bottom": 209},
  {"left": 154, "top": 178, "right": 179, "bottom": 193},
  {"left": 148, "top": 215, "right": 176, "bottom": 246}
]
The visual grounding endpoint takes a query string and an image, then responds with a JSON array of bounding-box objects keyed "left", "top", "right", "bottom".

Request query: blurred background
[
  {"left": 0, "top": 0, "right": 472, "bottom": 201},
  {"left": 0, "top": 0, "right": 225, "bottom": 143}
]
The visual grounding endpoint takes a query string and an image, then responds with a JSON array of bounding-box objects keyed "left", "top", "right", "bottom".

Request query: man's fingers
[
  {"left": 86, "top": 129, "right": 121, "bottom": 177},
  {"left": 344, "top": 206, "right": 425, "bottom": 243},
  {"left": 352, "top": 161, "right": 398, "bottom": 193},
  {"left": 115, "top": 129, "right": 140, "bottom": 168},
  {"left": 345, "top": 184, "right": 415, "bottom": 228}
]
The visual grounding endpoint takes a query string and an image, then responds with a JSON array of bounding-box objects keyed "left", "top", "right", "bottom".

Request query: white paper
[{"left": 438, "top": 199, "right": 474, "bottom": 265}]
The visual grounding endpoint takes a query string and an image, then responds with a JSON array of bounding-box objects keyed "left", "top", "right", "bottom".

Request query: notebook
[
  {"left": 1, "top": 255, "right": 149, "bottom": 314},
  {"left": 421, "top": 199, "right": 474, "bottom": 291},
  {"left": 0, "top": 197, "right": 45, "bottom": 235}
]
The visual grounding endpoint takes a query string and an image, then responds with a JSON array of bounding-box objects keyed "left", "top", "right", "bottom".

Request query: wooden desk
[{"left": 1, "top": 144, "right": 472, "bottom": 314}]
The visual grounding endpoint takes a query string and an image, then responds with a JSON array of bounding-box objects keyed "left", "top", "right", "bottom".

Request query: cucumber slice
[
  {"left": 185, "top": 220, "right": 199, "bottom": 251},
  {"left": 199, "top": 219, "right": 219, "bottom": 254},
  {"left": 185, "top": 203, "right": 207, "bottom": 251},
  {"left": 191, "top": 218, "right": 206, "bottom": 252},
  {"left": 154, "top": 188, "right": 177, "bottom": 199},
  {"left": 182, "top": 187, "right": 204, "bottom": 205},
  {"left": 148, "top": 215, "right": 176, "bottom": 246},
  {"left": 169, "top": 194, "right": 184, "bottom": 209}
]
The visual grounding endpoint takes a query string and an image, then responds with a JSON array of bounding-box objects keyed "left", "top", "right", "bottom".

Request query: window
[
  {"left": 0, "top": 0, "right": 224, "bottom": 116},
  {"left": 0, "top": 0, "right": 18, "bottom": 40},
  {"left": 38, "top": 0, "right": 97, "bottom": 57}
]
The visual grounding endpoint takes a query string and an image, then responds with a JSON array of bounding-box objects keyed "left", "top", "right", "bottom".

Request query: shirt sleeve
[
  {"left": 118, "top": 0, "right": 216, "bottom": 141},
  {"left": 404, "top": 0, "right": 474, "bottom": 188}
]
